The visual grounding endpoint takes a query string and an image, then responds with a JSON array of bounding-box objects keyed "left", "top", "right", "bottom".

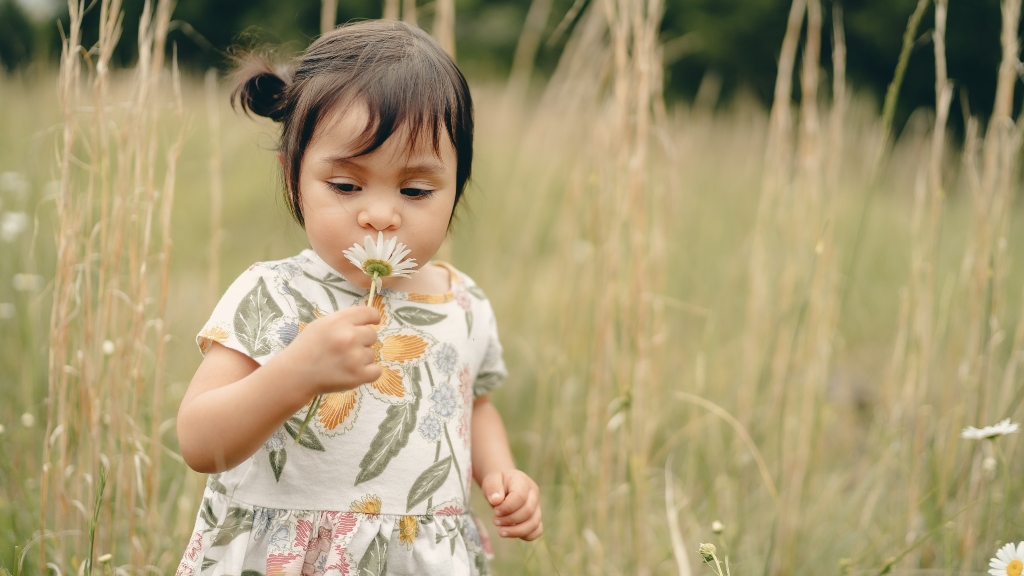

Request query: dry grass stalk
[
  {"left": 504, "top": 0, "right": 554, "bottom": 106},
  {"left": 321, "top": 0, "right": 337, "bottom": 33},
  {"left": 402, "top": 0, "right": 417, "bottom": 25},
  {"left": 40, "top": 0, "right": 184, "bottom": 570},
  {"left": 204, "top": 70, "right": 224, "bottom": 310},
  {"left": 433, "top": 0, "right": 456, "bottom": 58},
  {"left": 383, "top": 0, "right": 399, "bottom": 21}
]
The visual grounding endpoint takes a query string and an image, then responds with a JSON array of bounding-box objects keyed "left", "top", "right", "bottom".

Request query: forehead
[{"left": 309, "top": 101, "right": 456, "bottom": 165}]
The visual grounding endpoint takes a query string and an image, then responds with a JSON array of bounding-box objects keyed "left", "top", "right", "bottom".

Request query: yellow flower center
[
  {"left": 364, "top": 260, "right": 392, "bottom": 278},
  {"left": 1007, "top": 559, "right": 1023, "bottom": 576}
]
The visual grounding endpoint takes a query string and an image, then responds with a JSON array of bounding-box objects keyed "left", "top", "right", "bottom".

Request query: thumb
[{"left": 480, "top": 472, "right": 506, "bottom": 507}]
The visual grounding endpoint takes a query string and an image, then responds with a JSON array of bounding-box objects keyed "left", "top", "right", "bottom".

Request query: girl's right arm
[{"left": 176, "top": 306, "right": 382, "bottom": 473}]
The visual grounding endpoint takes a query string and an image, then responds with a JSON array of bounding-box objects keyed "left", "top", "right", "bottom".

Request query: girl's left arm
[{"left": 471, "top": 395, "right": 543, "bottom": 541}]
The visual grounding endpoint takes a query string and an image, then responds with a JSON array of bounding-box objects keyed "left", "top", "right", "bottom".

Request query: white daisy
[
  {"left": 989, "top": 541, "right": 1024, "bottom": 576},
  {"left": 961, "top": 418, "right": 1020, "bottom": 440},
  {"left": 342, "top": 232, "right": 418, "bottom": 290}
]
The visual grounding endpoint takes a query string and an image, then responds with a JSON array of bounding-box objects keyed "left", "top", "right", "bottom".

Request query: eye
[
  {"left": 401, "top": 187, "right": 434, "bottom": 199},
  {"left": 328, "top": 182, "right": 361, "bottom": 194}
]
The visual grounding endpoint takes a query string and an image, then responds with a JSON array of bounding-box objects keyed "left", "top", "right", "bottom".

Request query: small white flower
[
  {"left": 989, "top": 541, "right": 1024, "bottom": 576},
  {"left": 711, "top": 520, "right": 724, "bottom": 534},
  {"left": 12, "top": 273, "right": 43, "bottom": 292},
  {"left": 21, "top": 413, "right": 35, "bottom": 428},
  {"left": 342, "top": 232, "right": 418, "bottom": 290},
  {"left": 102, "top": 340, "right": 116, "bottom": 356},
  {"left": 0, "top": 172, "right": 29, "bottom": 199},
  {"left": 983, "top": 456, "right": 998, "bottom": 474},
  {"left": 97, "top": 553, "right": 112, "bottom": 564},
  {"left": 1, "top": 212, "right": 28, "bottom": 242},
  {"left": 962, "top": 418, "right": 1020, "bottom": 440},
  {"left": 698, "top": 543, "right": 717, "bottom": 563}
]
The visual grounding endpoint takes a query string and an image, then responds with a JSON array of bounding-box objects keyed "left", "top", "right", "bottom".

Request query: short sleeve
[
  {"left": 196, "top": 263, "right": 297, "bottom": 365},
  {"left": 473, "top": 302, "right": 507, "bottom": 398}
]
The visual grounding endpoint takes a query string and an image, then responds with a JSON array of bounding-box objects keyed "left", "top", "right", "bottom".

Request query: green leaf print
[
  {"left": 283, "top": 416, "right": 326, "bottom": 451},
  {"left": 240, "top": 571, "right": 265, "bottom": 576},
  {"left": 356, "top": 533, "right": 389, "bottom": 575},
  {"left": 467, "top": 286, "right": 486, "bottom": 300},
  {"left": 207, "top": 474, "right": 228, "bottom": 495},
  {"left": 234, "top": 277, "right": 284, "bottom": 357},
  {"left": 199, "top": 496, "right": 218, "bottom": 528},
  {"left": 406, "top": 455, "right": 452, "bottom": 511},
  {"left": 211, "top": 506, "right": 254, "bottom": 547},
  {"left": 393, "top": 306, "right": 447, "bottom": 326},
  {"left": 269, "top": 447, "right": 287, "bottom": 481},
  {"left": 465, "top": 310, "right": 473, "bottom": 336},
  {"left": 355, "top": 366, "right": 422, "bottom": 485},
  {"left": 287, "top": 282, "right": 320, "bottom": 324},
  {"left": 201, "top": 557, "right": 217, "bottom": 571},
  {"left": 473, "top": 372, "right": 503, "bottom": 397},
  {"left": 302, "top": 270, "right": 362, "bottom": 302}
]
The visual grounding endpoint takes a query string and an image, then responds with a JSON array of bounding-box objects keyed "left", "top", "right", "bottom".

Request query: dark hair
[{"left": 231, "top": 20, "right": 474, "bottom": 227}]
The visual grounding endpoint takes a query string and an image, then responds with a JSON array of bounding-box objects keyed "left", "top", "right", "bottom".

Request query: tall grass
[{"left": 2, "top": 0, "right": 1024, "bottom": 574}]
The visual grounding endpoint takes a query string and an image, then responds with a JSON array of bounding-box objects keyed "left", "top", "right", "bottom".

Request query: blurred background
[
  {"left": 2, "top": 0, "right": 1024, "bottom": 575},
  {"left": 0, "top": 0, "right": 1018, "bottom": 130}
]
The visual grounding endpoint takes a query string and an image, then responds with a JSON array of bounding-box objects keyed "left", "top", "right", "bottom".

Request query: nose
[{"left": 357, "top": 196, "right": 401, "bottom": 231}]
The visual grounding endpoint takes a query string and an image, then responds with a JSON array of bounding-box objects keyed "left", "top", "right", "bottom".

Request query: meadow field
[{"left": 2, "top": 0, "right": 1024, "bottom": 574}]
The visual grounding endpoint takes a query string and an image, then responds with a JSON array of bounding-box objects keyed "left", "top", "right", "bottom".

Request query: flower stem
[
  {"left": 367, "top": 272, "right": 379, "bottom": 307},
  {"left": 296, "top": 272, "right": 380, "bottom": 442},
  {"left": 295, "top": 395, "right": 321, "bottom": 443}
]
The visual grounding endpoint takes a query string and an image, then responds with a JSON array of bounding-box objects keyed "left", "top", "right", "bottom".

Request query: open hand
[{"left": 480, "top": 469, "right": 543, "bottom": 541}]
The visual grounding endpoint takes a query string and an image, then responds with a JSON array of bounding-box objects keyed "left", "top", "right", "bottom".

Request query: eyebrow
[{"left": 322, "top": 155, "right": 448, "bottom": 177}]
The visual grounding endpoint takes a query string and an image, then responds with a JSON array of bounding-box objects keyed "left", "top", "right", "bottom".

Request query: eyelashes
[
  {"left": 400, "top": 188, "right": 435, "bottom": 199},
  {"left": 327, "top": 181, "right": 435, "bottom": 199}
]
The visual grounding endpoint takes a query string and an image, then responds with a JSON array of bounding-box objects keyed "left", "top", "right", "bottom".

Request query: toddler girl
[{"left": 175, "top": 20, "right": 541, "bottom": 576}]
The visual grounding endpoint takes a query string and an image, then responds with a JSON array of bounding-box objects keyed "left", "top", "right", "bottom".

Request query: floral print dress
[{"left": 176, "top": 249, "right": 506, "bottom": 576}]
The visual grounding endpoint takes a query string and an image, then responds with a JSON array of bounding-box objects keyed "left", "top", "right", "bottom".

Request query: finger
[
  {"left": 498, "top": 511, "right": 540, "bottom": 539},
  {"left": 361, "top": 363, "right": 383, "bottom": 383},
  {"left": 493, "top": 486, "right": 527, "bottom": 517},
  {"left": 494, "top": 490, "right": 537, "bottom": 525},
  {"left": 480, "top": 473, "right": 506, "bottom": 507},
  {"left": 522, "top": 521, "right": 544, "bottom": 541},
  {"left": 354, "top": 325, "right": 379, "bottom": 346},
  {"left": 345, "top": 306, "right": 381, "bottom": 326}
]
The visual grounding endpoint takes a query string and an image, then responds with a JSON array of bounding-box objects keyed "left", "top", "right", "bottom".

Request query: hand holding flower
[{"left": 294, "top": 233, "right": 418, "bottom": 439}]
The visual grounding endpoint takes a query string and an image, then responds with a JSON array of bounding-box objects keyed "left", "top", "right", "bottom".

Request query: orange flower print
[
  {"left": 398, "top": 515, "right": 418, "bottom": 548},
  {"left": 197, "top": 325, "right": 228, "bottom": 354},
  {"left": 366, "top": 333, "right": 428, "bottom": 403},
  {"left": 350, "top": 495, "right": 381, "bottom": 516},
  {"left": 369, "top": 293, "right": 388, "bottom": 328},
  {"left": 315, "top": 390, "right": 360, "bottom": 436}
]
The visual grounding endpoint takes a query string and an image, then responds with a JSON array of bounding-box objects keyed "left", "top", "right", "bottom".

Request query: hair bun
[{"left": 231, "top": 57, "right": 291, "bottom": 122}]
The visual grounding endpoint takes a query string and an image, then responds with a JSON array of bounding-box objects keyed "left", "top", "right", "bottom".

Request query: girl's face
[{"left": 297, "top": 103, "right": 458, "bottom": 291}]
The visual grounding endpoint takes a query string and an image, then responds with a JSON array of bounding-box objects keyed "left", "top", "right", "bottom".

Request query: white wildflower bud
[
  {"left": 983, "top": 456, "right": 998, "bottom": 475},
  {"left": 0, "top": 212, "right": 29, "bottom": 242},
  {"left": 102, "top": 340, "right": 116, "bottom": 356},
  {"left": 97, "top": 553, "right": 112, "bottom": 564},
  {"left": 12, "top": 273, "right": 43, "bottom": 292},
  {"left": 0, "top": 172, "right": 29, "bottom": 199},
  {"left": 698, "top": 543, "right": 716, "bottom": 563},
  {"left": 711, "top": 520, "right": 724, "bottom": 534},
  {"left": 21, "top": 413, "right": 35, "bottom": 427}
]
